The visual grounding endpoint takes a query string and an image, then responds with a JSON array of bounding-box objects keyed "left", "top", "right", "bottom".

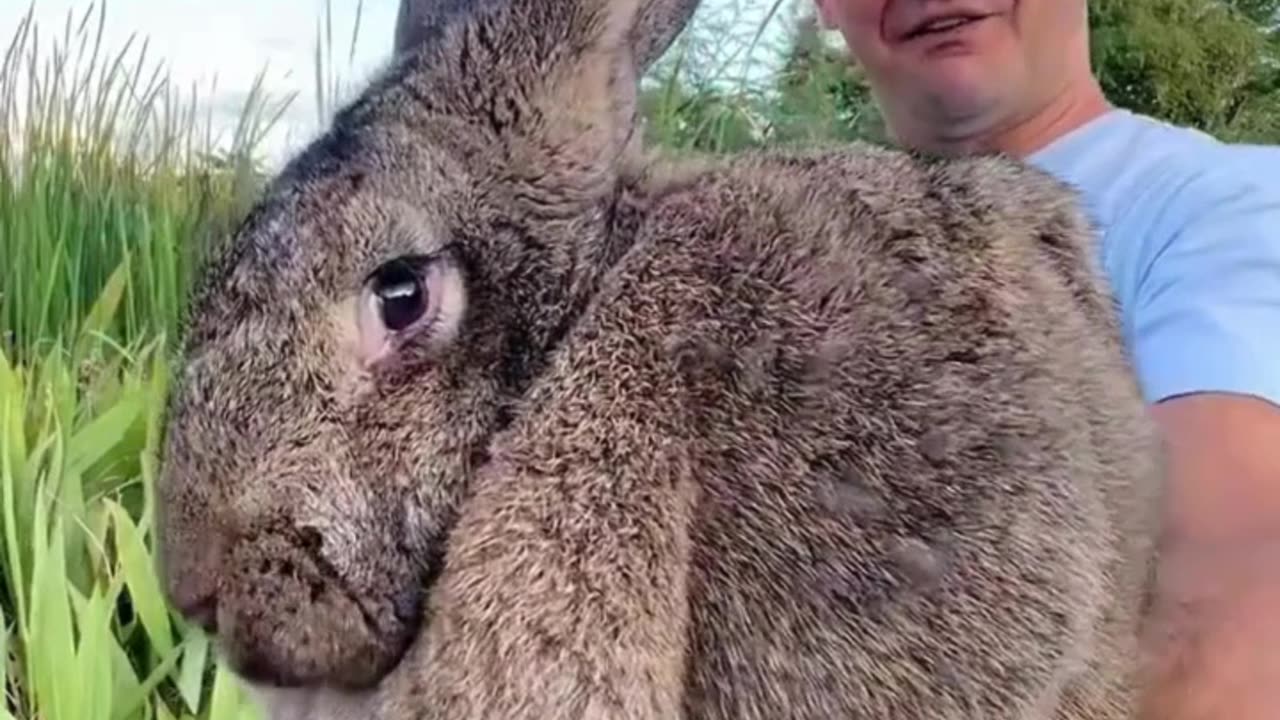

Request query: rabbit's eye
[
  {"left": 369, "top": 256, "right": 429, "bottom": 332},
  {"left": 355, "top": 250, "right": 460, "bottom": 370}
]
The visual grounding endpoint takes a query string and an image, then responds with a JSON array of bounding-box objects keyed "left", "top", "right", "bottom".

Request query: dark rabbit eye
[
  {"left": 369, "top": 256, "right": 430, "bottom": 331},
  {"left": 355, "top": 250, "right": 457, "bottom": 368}
]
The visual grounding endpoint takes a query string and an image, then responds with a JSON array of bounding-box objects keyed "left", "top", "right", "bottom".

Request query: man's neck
[
  {"left": 904, "top": 74, "right": 1113, "bottom": 160},
  {"left": 991, "top": 76, "right": 1113, "bottom": 158}
]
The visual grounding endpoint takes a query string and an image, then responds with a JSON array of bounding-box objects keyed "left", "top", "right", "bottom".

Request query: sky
[
  {"left": 1, "top": 0, "right": 805, "bottom": 167},
  {"left": 2, "top": 0, "right": 403, "bottom": 165}
]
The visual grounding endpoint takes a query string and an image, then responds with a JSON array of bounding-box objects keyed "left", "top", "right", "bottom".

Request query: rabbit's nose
[{"left": 159, "top": 527, "right": 226, "bottom": 634}]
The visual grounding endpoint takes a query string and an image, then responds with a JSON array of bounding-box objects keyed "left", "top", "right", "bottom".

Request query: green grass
[
  {"left": 0, "top": 1, "right": 821, "bottom": 717},
  {"left": 0, "top": 2, "right": 292, "bottom": 717},
  {"left": 0, "top": 3, "right": 286, "bottom": 362},
  {"left": 1, "top": 337, "right": 263, "bottom": 720}
]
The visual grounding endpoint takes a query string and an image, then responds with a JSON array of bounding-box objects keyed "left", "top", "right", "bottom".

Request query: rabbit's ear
[
  {"left": 630, "top": 0, "right": 699, "bottom": 70},
  {"left": 391, "top": 0, "right": 699, "bottom": 214},
  {"left": 393, "top": 0, "right": 452, "bottom": 57},
  {"left": 394, "top": 0, "right": 698, "bottom": 73},
  {"left": 393, "top": 0, "right": 422, "bottom": 56}
]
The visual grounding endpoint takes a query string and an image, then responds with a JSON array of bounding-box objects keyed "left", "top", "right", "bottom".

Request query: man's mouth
[{"left": 903, "top": 13, "right": 991, "bottom": 41}]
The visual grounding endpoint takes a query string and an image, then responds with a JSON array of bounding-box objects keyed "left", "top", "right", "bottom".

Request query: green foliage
[
  {"left": 767, "top": 13, "right": 886, "bottom": 146},
  {"left": 0, "top": 3, "right": 295, "bottom": 718},
  {"left": 1090, "top": 0, "right": 1280, "bottom": 142},
  {"left": 637, "top": 0, "right": 787, "bottom": 153},
  {"left": 1, "top": 0, "right": 1275, "bottom": 718},
  {"left": 635, "top": 0, "right": 890, "bottom": 153},
  {"left": 0, "top": 4, "right": 282, "bottom": 365},
  {"left": 0, "top": 339, "right": 262, "bottom": 720}
]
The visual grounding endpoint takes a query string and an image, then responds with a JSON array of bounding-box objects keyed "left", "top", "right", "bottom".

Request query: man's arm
[
  {"left": 1139, "top": 393, "right": 1280, "bottom": 720},
  {"left": 1125, "top": 154, "right": 1280, "bottom": 720}
]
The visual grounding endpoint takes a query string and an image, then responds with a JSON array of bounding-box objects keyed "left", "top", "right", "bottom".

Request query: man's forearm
[
  {"left": 1138, "top": 532, "right": 1280, "bottom": 719},
  {"left": 1138, "top": 394, "right": 1280, "bottom": 720}
]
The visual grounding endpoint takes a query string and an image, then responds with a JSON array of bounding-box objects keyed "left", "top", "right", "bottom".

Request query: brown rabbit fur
[{"left": 154, "top": 0, "right": 1166, "bottom": 717}]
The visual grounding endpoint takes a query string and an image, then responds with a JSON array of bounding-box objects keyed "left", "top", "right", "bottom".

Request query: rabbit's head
[{"left": 154, "top": 0, "right": 699, "bottom": 694}]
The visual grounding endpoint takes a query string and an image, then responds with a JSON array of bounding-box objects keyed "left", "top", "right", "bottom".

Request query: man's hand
[{"left": 1138, "top": 392, "right": 1280, "bottom": 720}]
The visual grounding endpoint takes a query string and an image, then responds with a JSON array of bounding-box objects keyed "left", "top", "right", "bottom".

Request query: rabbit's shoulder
[
  {"left": 621, "top": 142, "right": 1160, "bottom": 526},
  {"left": 565, "top": 146, "right": 1165, "bottom": 718}
]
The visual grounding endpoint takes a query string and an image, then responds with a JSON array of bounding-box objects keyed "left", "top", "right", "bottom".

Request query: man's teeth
[{"left": 921, "top": 17, "right": 973, "bottom": 33}]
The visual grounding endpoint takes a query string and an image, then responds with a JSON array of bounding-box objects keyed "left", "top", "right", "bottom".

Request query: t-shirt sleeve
[{"left": 1129, "top": 156, "right": 1280, "bottom": 407}]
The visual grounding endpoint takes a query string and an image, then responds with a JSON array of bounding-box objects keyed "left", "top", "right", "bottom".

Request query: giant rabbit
[{"left": 154, "top": 0, "right": 1165, "bottom": 717}]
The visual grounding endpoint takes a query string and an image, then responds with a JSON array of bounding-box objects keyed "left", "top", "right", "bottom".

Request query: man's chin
[
  {"left": 893, "top": 78, "right": 1009, "bottom": 147},
  {"left": 244, "top": 683, "right": 382, "bottom": 720}
]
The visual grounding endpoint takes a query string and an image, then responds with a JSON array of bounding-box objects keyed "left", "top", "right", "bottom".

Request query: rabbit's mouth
[
  {"left": 244, "top": 684, "right": 379, "bottom": 720},
  {"left": 209, "top": 523, "right": 429, "bottom": 694}
]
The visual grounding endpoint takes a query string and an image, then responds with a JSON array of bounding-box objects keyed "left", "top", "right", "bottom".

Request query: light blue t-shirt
[{"left": 1026, "top": 108, "right": 1280, "bottom": 408}]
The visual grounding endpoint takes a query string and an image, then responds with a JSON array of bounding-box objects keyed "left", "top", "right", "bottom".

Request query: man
[{"left": 810, "top": 1, "right": 1280, "bottom": 718}]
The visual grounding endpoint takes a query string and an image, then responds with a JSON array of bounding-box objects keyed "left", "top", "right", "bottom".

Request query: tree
[
  {"left": 765, "top": 12, "right": 887, "bottom": 147},
  {"left": 1090, "top": 0, "right": 1280, "bottom": 142}
]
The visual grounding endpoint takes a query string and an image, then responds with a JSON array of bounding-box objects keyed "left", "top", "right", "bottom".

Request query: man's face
[{"left": 815, "top": 0, "right": 1087, "bottom": 149}]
